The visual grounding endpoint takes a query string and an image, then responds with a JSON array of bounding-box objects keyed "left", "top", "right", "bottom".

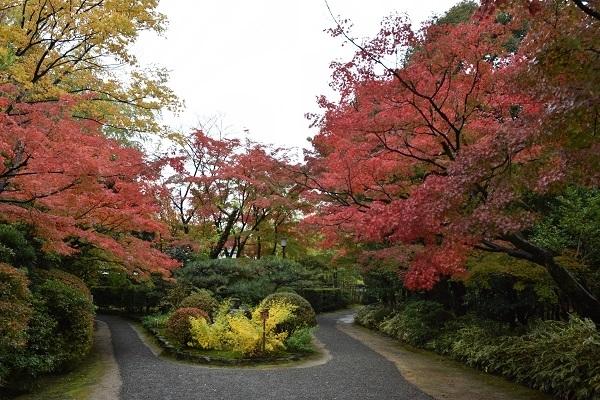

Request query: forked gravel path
[{"left": 98, "top": 312, "right": 431, "bottom": 400}]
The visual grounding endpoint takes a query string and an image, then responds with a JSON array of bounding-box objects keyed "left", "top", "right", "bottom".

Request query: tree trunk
[
  {"left": 209, "top": 209, "right": 238, "bottom": 259},
  {"left": 257, "top": 235, "right": 262, "bottom": 259},
  {"left": 505, "top": 234, "right": 600, "bottom": 324}
]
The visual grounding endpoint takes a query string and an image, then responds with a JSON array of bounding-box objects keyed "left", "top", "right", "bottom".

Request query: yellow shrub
[
  {"left": 189, "top": 300, "right": 231, "bottom": 350},
  {"left": 188, "top": 299, "right": 297, "bottom": 356}
]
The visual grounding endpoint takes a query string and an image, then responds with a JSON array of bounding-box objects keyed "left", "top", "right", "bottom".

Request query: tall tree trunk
[{"left": 209, "top": 209, "right": 238, "bottom": 259}]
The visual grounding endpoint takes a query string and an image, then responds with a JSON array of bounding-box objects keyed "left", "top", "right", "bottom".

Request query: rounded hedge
[
  {"left": 36, "top": 273, "right": 95, "bottom": 368},
  {"left": 260, "top": 292, "right": 316, "bottom": 332},
  {"left": 166, "top": 307, "right": 208, "bottom": 348},
  {"left": 179, "top": 289, "right": 218, "bottom": 317}
]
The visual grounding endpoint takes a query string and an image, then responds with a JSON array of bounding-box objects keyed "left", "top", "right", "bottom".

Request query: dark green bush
[
  {"left": 1, "top": 270, "right": 95, "bottom": 393},
  {"left": 355, "top": 304, "right": 392, "bottom": 329},
  {"left": 260, "top": 292, "right": 316, "bottom": 332},
  {"left": 179, "top": 289, "right": 218, "bottom": 317},
  {"left": 0, "top": 264, "right": 31, "bottom": 351},
  {"left": 166, "top": 307, "right": 208, "bottom": 348},
  {"left": 224, "top": 278, "right": 273, "bottom": 304},
  {"left": 0, "top": 264, "right": 32, "bottom": 386},
  {"left": 379, "top": 300, "right": 452, "bottom": 346},
  {"left": 35, "top": 276, "right": 95, "bottom": 367},
  {"left": 0, "top": 224, "right": 37, "bottom": 268},
  {"left": 175, "top": 257, "right": 321, "bottom": 304}
]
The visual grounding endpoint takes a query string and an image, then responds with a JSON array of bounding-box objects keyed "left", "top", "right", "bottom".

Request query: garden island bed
[
  {"left": 146, "top": 326, "right": 315, "bottom": 366},
  {"left": 140, "top": 291, "right": 320, "bottom": 366}
]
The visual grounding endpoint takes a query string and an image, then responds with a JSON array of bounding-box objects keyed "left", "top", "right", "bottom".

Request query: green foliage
[
  {"left": 0, "top": 264, "right": 32, "bottom": 384},
  {"left": 1, "top": 269, "right": 95, "bottom": 392},
  {"left": 92, "top": 273, "right": 174, "bottom": 314},
  {"left": 355, "top": 304, "right": 393, "bottom": 330},
  {"left": 532, "top": 187, "right": 600, "bottom": 264},
  {"left": 166, "top": 307, "right": 208, "bottom": 348},
  {"left": 158, "top": 281, "right": 194, "bottom": 311},
  {"left": 363, "top": 301, "right": 600, "bottom": 399},
  {"left": 176, "top": 257, "right": 320, "bottom": 304},
  {"left": 0, "top": 223, "right": 37, "bottom": 268},
  {"left": 434, "top": 1, "right": 478, "bottom": 25},
  {"left": 225, "top": 279, "right": 273, "bottom": 304},
  {"left": 425, "top": 314, "right": 512, "bottom": 355},
  {"left": 285, "top": 327, "right": 315, "bottom": 353},
  {"left": 34, "top": 277, "right": 95, "bottom": 367},
  {"left": 179, "top": 289, "right": 219, "bottom": 317},
  {"left": 260, "top": 292, "right": 316, "bottom": 333},
  {"left": 464, "top": 253, "right": 558, "bottom": 323},
  {"left": 362, "top": 266, "right": 405, "bottom": 306},
  {"left": 531, "top": 187, "right": 600, "bottom": 298},
  {"left": 378, "top": 300, "right": 452, "bottom": 346},
  {"left": 142, "top": 314, "right": 170, "bottom": 330},
  {"left": 440, "top": 317, "right": 600, "bottom": 399},
  {"left": 175, "top": 258, "right": 245, "bottom": 295}
]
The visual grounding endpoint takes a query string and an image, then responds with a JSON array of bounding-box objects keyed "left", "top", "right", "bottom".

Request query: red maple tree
[
  {"left": 304, "top": 0, "right": 600, "bottom": 320},
  {"left": 0, "top": 91, "right": 178, "bottom": 275},
  {"left": 164, "top": 129, "right": 306, "bottom": 259}
]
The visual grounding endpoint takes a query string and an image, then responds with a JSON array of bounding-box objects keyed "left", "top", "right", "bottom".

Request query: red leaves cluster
[
  {"left": 0, "top": 92, "right": 178, "bottom": 275},
  {"left": 306, "top": 1, "right": 600, "bottom": 289},
  {"left": 164, "top": 129, "right": 306, "bottom": 258}
]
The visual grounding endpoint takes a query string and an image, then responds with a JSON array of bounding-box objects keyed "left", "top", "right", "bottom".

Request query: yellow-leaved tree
[{"left": 0, "top": 0, "right": 179, "bottom": 137}]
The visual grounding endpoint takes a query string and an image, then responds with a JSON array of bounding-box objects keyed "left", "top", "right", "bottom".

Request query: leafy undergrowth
[{"left": 356, "top": 303, "right": 600, "bottom": 400}]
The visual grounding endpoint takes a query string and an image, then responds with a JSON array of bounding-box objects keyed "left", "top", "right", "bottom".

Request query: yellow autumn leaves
[
  {"left": 189, "top": 300, "right": 297, "bottom": 356},
  {"left": 0, "top": 0, "right": 179, "bottom": 136}
]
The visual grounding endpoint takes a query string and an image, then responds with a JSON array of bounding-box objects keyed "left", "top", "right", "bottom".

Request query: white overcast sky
[{"left": 133, "top": 0, "right": 459, "bottom": 151}]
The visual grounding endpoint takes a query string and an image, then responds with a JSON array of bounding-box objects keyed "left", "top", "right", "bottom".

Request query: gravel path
[{"left": 98, "top": 312, "right": 431, "bottom": 400}]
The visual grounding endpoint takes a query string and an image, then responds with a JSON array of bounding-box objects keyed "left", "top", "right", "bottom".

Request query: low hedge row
[{"left": 356, "top": 302, "right": 600, "bottom": 400}]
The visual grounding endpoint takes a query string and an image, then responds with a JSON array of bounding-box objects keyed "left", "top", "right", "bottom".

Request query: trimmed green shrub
[
  {"left": 379, "top": 300, "right": 452, "bottom": 346},
  {"left": 225, "top": 278, "right": 273, "bottom": 304},
  {"left": 285, "top": 327, "right": 314, "bottom": 353},
  {"left": 166, "top": 307, "right": 208, "bottom": 347},
  {"left": 179, "top": 289, "right": 218, "bottom": 317},
  {"left": 35, "top": 276, "right": 95, "bottom": 367},
  {"left": 260, "top": 292, "right": 316, "bottom": 332},
  {"left": 36, "top": 268, "right": 92, "bottom": 300}
]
